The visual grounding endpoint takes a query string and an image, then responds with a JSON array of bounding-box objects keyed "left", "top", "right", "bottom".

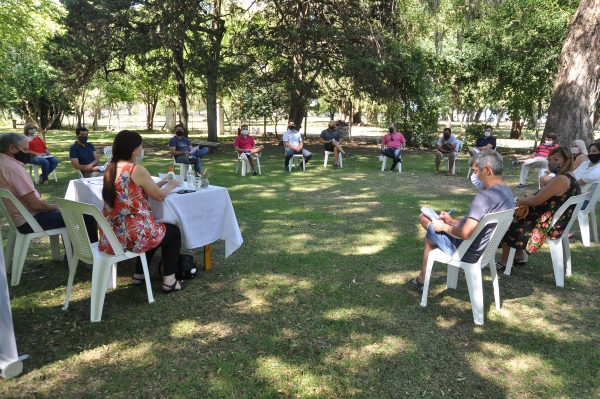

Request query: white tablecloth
[{"left": 64, "top": 178, "right": 243, "bottom": 257}]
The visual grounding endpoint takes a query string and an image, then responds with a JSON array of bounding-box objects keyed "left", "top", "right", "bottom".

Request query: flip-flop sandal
[
  {"left": 407, "top": 277, "right": 424, "bottom": 292},
  {"left": 514, "top": 259, "right": 527, "bottom": 266},
  {"left": 495, "top": 262, "right": 507, "bottom": 272}
]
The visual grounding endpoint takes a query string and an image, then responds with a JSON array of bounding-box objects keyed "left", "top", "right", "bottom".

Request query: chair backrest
[
  {"left": 455, "top": 140, "right": 464, "bottom": 153},
  {"left": 57, "top": 199, "right": 128, "bottom": 259},
  {"left": 450, "top": 208, "right": 516, "bottom": 266},
  {"left": 582, "top": 182, "right": 600, "bottom": 209},
  {"left": 0, "top": 188, "right": 45, "bottom": 234},
  {"left": 103, "top": 146, "right": 113, "bottom": 161},
  {"left": 550, "top": 193, "right": 588, "bottom": 236}
]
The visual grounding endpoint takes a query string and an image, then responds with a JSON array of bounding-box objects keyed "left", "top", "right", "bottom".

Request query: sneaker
[
  {"left": 515, "top": 184, "right": 526, "bottom": 189},
  {"left": 252, "top": 171, "right": 258, "bottom": 176},
  {"left": 284, "top": 166, "right": 290, "bottom": 172},
  {"left": 334, "top": 164, "right": 339, "bottom": 170},
  {"left": 512, "top": 160, "right": 520, "bottom": 166},
  {"left": 344, "top": 152, "right": 351, "bottom": 159}
]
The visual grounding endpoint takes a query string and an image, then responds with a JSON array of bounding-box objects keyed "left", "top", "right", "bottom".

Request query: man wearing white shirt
[
  {"left": 435, "top": 128, "right": 458, "bottom": 175},
  {"left": 283, "top": 121, "right": 312, "bottom": 171}
]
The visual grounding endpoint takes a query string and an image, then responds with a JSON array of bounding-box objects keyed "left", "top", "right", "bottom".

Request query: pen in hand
[{"left": 446, "top": 209, "right": 455, "bottom": 215}]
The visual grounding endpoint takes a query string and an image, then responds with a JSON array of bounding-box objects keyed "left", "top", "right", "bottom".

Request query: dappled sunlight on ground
[
  {"left": 324, "top": 335, "right": 411, "bottom": 366},
  {"left": 233, "top": 274, "right": 314, "bottom": 314},
  {"left": 323, "top": 306, "right": 395, "bottom": 323},
  {"left": 170, "top": 320, "right": 235, "bottom": 341},
  {"left": 255, "top": 356, "right": 333, "bottom": 397}
]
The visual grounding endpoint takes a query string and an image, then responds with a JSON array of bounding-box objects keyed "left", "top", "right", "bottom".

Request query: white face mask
[
  {"left": 29, "top": 129, "right": 37, "bottom": 135},
  {"left": 241, "top": 130, "right": 248, "bottom": 136},
  {"left": 484, "top": 131, "right": 491, "bottom": 137},
  {"left": 545, "top": 140, "right": 554, "bottom": 146},
  {"left": 135, "top": 149, "right": 144, "bottom": 163},
  {"left": 571, "top": 147, "right": 580, "bottom": 155},
  {"left": 470, "top": 172, "right": 485, "bottom": 190}
]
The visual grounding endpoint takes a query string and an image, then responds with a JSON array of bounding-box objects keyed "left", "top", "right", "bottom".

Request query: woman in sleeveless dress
[
  {"left": 496, "top": 146, "right": 581, "bottom": 270},
  {"left": 99, "top": 130, "right": 185, "bottom": 293}
]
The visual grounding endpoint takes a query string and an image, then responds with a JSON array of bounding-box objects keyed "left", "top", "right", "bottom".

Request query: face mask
[
  {"left": 471, "top": 172, "right": 486, "bottom": 190},
  {"left": 547, "top": 162, "right": 564, "bottom": 174},
  {"left": 175, "top": 130, "right": 184, "bottom": 136},
  {"left": 588, "top": 153, "right": 600, "bottom": 164},
  {"left": 484, "top": 131, "right": 491, "bottom": 137},
  {"left": 78, "top": 135, "right": 88, "bottom": 144},
  {"left": 135, "top": 149, "right": 144, "bottom": 164},
  {"left": 443, "top": 134, "right": 450, "bottom": 140},
  {"left": 13, "top": 150, "right": 30, "bottom": 164},
  {"left": 329, "top": 126, "right": 335, "bottom": 130},
  {"left": 289, "top": 126, "right": 295, "bottom": 130},
  {"left": 241, "top": 130, "right": 248, "bottom": 136},
  {"left": 29, "top": 129, "right": 36, "bottom": 135},
  {"left": 571, "top": 147, "right": 580, "bottom": 155},
  {"left": 545, "top": 140, "right": 554, "bottom": 146},
  {"left": 389, "top": 128, "right": 394, "bottom": 133}
]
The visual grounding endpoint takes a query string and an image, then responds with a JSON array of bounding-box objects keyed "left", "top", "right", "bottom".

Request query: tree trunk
[
  {"left": 543, "top": 0, "right": 600, "bottom": 146},
  {"left": 206, "top": 72, "right": 218, "bottom": 141},
  {"left": 509, "top": 117, "right": 524, "bottom": 139},
  {"left": 172, "top": 44, "right": 188, "bottom": 133},
  {"left": 289, "top": 92, "right": 307, "bottom": 129},
  {"left": 474, "top": 107, "right": 483, "bottom": 122}
]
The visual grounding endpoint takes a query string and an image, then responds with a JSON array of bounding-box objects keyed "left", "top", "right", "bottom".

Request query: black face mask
[
  {"left": 289, "top": 126, "right": 295, "bottom": 130},
  {"left": 443, "top": 134, "right": 450, "bottom": 140},
  {"left": 389, "top": 128, "right": 394, "bottom": 133},
  {"left": 14, "top": 150, "right": 31, "bottom": 164},
  {"left": 175, "top": 130, "right": 184, "bottom": 136},
  {"left": 78, "top": 135, "right": 88, "bottom": 144},
  {"left": 588, "top": 153, "right": 600, "bottom": 164},
  {"left": 329, "top": 126, "right": 335, "bottom": 130}
]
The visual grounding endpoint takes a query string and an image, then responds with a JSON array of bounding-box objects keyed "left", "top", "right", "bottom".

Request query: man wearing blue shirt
[
  {"left": 169, "top": 124, "right": 209, "bottom": 176},
  {"left": 468, "top": 125, "right": 497, "bottom": 156},
  {"left": 69, "top": 127, "right": 103, "bottom": 177}
]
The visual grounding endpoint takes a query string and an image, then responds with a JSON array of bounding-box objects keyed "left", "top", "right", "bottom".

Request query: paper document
[
  {"left": 42, "top": 155, "right": 54, "bottom": 159},
  {"left": 189, "top": 146, "right": 202, "bottom": 156},
  {"left": 420, "top": 207, "right": 440, "bottom": 221}
]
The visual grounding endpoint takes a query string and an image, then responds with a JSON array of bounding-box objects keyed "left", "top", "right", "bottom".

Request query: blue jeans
[
  {"left": 426, "top": 223, "right": 460, "bottom": 256},
  {"left": 17, "top": 211, "right": 98, "bottom": 243},
  {"left": 29, "top": 156, "right": 59, "bottom": 182},
  {"left": 175, "top": 147, "right": 209, "bottom": 174},
  {"left": 381, "top": 148, "right": 402, "bottom": 168},
  {"left": 285, "top": 148, "right": 312, "bottom": 167}
]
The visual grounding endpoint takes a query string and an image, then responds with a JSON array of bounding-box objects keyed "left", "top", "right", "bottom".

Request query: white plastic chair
[
  {"left": 380, "top": 155, "right": 401, "bottom": 172},
  {"left": 103, "top": 146, "right": 113, "bottom": 162},
  {"left": 284, "top": 147, "right": 305, "bottom": 171},
  {"left": 57, "top": 199, "right": 154, "bottom": 322},
  {"left": 504, "top": 193, "right": 587, "bottom": 287},
  {"left": 28, "top": 165, "right": 58, "bottom": 185},
  {"left": 421, "top": 208, "right": 515, "bottom": 325},
  {"left": 0, "top": 188, "right": 72, "bottom": 286},
  {"left": 577, "top": 182, "right": 600, "bottom": 247},
  {"left": 444, "top": 140, "right": 463, "bottom": 175},
  {"left": 172, "top": 156, "right": 188, "bottom": 179},
  {"left": 236, "top": 152, "right": 261, "bottom": 176},
  {"left": 323, "top": 151, "right": 343, "bottom": 168}
]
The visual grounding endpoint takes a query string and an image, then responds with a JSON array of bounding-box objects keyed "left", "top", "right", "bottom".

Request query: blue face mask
[
  {"left": 136, "top": 149, "right": 144, "bottom": 164},
  {"left": 471, "top": 172, "right": 485, "bottom": 190}
]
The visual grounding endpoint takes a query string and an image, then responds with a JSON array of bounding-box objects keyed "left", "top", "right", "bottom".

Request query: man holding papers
[
  {"left": 408, "top": 151, "right": 514, "bottom": 292},
  {"left": 169, "top": 123, "right": 209, "bottom": 177}
]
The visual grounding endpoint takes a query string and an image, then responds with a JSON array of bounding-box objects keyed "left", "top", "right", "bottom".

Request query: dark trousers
[
  {"left": 17, "top": 211, "right": 98, "bottom": 243},
  {"left": 134, "top": 223, "right": 181, "bottom": 276},
  {"left": 284, "top": 148, "right": 312, "bottom": 166},
  {"left": 382, "top": 148, "right": 402, "bottom": 169}
]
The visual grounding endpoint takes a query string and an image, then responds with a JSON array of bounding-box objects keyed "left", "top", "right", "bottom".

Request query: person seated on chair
[
  {"left": 319, "top": 121, "right": 351, "bottom": 170},
  {"left": 511, "top": 132, "right": 558, "bottom": 188},
  {"left": 408, "top": 150, "right": 514, "bottom": 292},
  {"left": 0, "top": 132, "right": 97, "bottom": 240},
  {"left": 540, "top": 139, "right": 589, "bottom": 188},
  {"left": 435, "top": 127, "right": 459, "bottom": 175},
  {"left": 495, "top": 146, "right": 581, "bottom": 271},
  {"left": 100, "top": 130, "right": 185, "bottom": 294},
  {"left": 467, "top": 125, "right": 496, "bottom": 156},
  {"left": 234, "top": 124, "right": 264, "bottom": 176},
  {"left": 283, "top": 121, "right": 312, "bottom": 171},
  {"left": 381, "top": 123, "right": 406, "bottom": 171},
  {"left": 24, "top": 123, "right": 59, "bottom": 185},
  {"left": 69, "top": 127, "right": 104, "bottom": 178},
  {"left": 169, "top": 123, "right": 209, "bottom": 177}
]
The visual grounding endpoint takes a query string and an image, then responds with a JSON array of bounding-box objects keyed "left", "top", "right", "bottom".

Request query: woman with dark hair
[
  {"left": 99, "top": 130, "right": 185, "bottom": 293},
  {"left": 496, "top": 146, "right": 581, "bottom": 270},
  {"left": 24, "top": 123, "right": 59, "bottom": 184}
]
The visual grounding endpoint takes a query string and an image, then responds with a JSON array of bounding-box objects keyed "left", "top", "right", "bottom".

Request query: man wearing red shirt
[
  {"left": 234, "top": 124, "right": 264, "bottom": 176},
  {"left": 24, "top": 123, "right": 59, "bottom": 185},
  {"left": 512, "top": 132, "right": 559, "bottom": 188}
]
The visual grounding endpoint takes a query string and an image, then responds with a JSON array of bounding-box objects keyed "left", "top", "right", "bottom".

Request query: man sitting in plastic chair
[
  {"left": 319, "top": 121, "right": 351, "bottom": 170},
  {"left": 234, "top": 124, "right": 264, "bottom": 176},
  {"left": 408, "top": 151, "right": 515, "bottom": 292}
]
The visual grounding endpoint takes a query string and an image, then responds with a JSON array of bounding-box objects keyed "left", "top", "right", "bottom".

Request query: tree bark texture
[
  {"left": 544, "top": 0, "right": 600, "bottom": 146},
  {"left": 172, "top": 44, "right": 188, "bottom": 134}
]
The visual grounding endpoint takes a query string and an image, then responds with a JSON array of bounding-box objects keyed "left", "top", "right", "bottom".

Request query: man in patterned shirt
[{"left": 512, "top": 132, "right": 559, "bottom": 188}]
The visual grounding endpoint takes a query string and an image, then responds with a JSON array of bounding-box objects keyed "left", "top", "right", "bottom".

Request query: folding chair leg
[
  {"left": 63, "top": 255, "right": 80, "bottom": 310},
  {"left": 323, "top": 152, "right": 329, "bottom": 167},
  {"left": 420, "top": 256, "right": 436, "bottom": 307},
  {"left": 563, "top": 236, "right": 572, "bottom": 277},
  {"left": 578, "top": 213, "right": 591, "bottom": 247},
  {"left": 90, "top": 261, "right": 113, "bottom": 322},
  {"left": 463, "top": 266, "right": 484, "bottom": 325},
  {"left": 256, "top": 157, "right": 261, "bottom": 175},
  {"left": 548, "top": 240, "right": 565, "bottom": 287},
  {"left": 489, "top": 260, "right": 501, "bottom": 311},
  {"left": 139, "top": 255, "right": 155, "bottom": 305},
  {"left": 241, "top": 158, "right": 247, "bottom": 176},
  {"left": 504, "top": 247, "right": 516, "bottom": 276},
  {"left": 446, "top": 264, "right": 459, "bottom": 289},
  {"left": 4, "top": 230, "right": 16, "bottom": 267},
  {"left": 50, "top": 235, "right": 62, "bottom": 261},
  {"left": 10, "top": 235, "right": 32, "bottom": 286},
  {"left": 381, "top": 157, "right": 387, "bottom": 172}
]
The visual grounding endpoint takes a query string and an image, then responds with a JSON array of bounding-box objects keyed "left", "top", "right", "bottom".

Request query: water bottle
[
  {"left": 167, "top": 165, "right": 174, "bottom": 181},
  {"left": 187, "top": 165, "right": 195, "bottom": 188}
]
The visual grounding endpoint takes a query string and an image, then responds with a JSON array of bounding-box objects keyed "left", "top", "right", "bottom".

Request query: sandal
[
  {"left": 407, "top": 277, "right": 424, "bottom": 292},
  {"left": 131, "top": 276, "right": 146, "bottom": 287},
  {"left": 495, "top": 261, "right": 506, "bottom": 272},
  {"left": 514, "top": 259, "right": 527, "bottom": 266},
  {"left": 162, "top": 280, "right": 185, "bottom": 294}
]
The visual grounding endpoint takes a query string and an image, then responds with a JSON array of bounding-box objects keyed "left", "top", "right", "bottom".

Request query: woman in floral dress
[
  {"left": 496, "top": 146, "right": 581, "bottom": 270},
  {"left": 99, "top": 130, "right": 185, "bottom": 293}
]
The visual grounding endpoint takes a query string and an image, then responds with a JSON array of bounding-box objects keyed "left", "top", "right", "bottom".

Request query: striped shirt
[{"left": 0, "top": 153, "right": 41, "bottom": 227}]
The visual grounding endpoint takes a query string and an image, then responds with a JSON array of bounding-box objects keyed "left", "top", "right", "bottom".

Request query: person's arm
[
  {"left": 21, "top": 191, "right": 59, "bottom": 213},
  {"left": 130, "top": 164, "right": 180, "bottom": 201},
  {"left": 70, "top": 158, "right": 95, "bottom": 172},
  {"left": 381, "top": 136, "right": 387, "bottom": 150},
  {"left": 319, "top": 132, "right": 327, "bottom": 145},
  {"left": 437, "top": 139, "right": 447, "bottom": 152},
  {"left": 170, "top": 146, "right": 189, "bottom": 157},
  {"left": 432, "top": 216, "right": 479, "bottom": 240},
  {"left": 517, "top": 174, "right": 571, "bottom": 207},
  {"left": 399, "top": 134, "right": 406, "bottom": 149},
  {"left": 92, "top": 151, "right": 100, "bottom": 169}
]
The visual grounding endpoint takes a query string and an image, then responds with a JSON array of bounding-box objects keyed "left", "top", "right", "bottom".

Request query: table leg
[{"left": 204, "top": 244, "right": 212, "bottom": 271}]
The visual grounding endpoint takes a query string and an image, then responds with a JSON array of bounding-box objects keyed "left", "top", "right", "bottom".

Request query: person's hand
[
  {"left": 185, "top": 151, "right": 190, "bottom": 156},
  {"left": 166, "top": 179, "right": 180, "bottom": 190},
  {"left": 92, "top": 166, "right": 100, "bottom": 172},
  {"left": 431, "top": 219, "right": 445, "bottom": 232},
  {"left": 439, "top": 212, "right": 453, "bottom": 224}
]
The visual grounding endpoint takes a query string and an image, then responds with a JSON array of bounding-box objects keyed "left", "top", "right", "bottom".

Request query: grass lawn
[{"left": 1, "top": 129, "right": 599, "bottom": 398}]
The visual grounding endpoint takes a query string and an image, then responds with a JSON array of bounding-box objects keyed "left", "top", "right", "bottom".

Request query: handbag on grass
[{"left": 159, "top": 254, "right": 197, "bottom": 280}]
